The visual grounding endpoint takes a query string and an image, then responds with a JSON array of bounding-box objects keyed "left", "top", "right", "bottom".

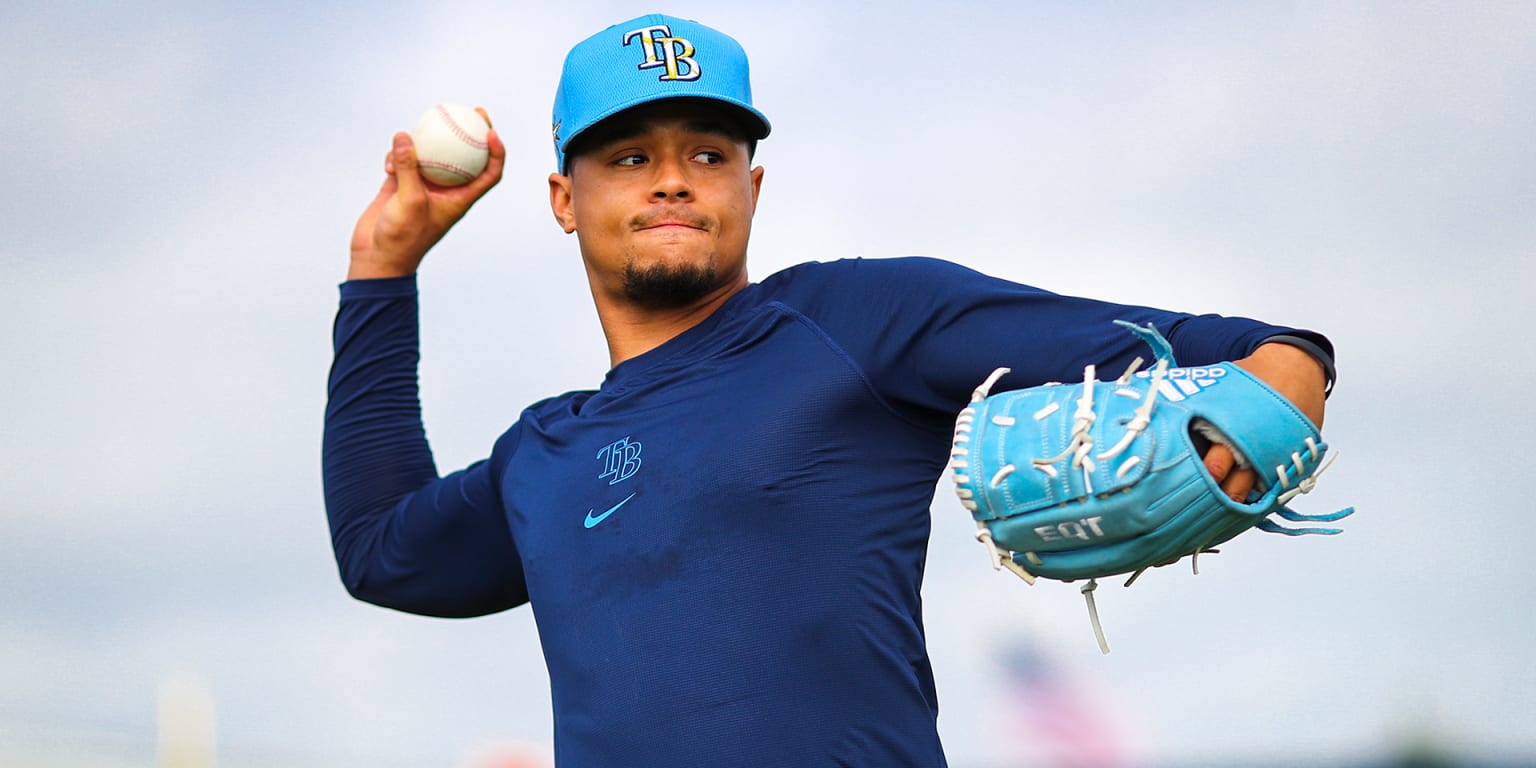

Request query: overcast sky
[{"left": 3, "top": 1, "right": 1534, "bottom": 766}]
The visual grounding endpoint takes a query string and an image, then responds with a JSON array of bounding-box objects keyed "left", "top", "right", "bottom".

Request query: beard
[{"left": 622, "top": 258, "right": 719, "bottom": 310}]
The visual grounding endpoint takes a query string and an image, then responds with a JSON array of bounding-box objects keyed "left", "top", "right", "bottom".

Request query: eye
[
  {"left": 614, "top": 153, "right": 647, "bottom": 167},
  {"left": 692, "top": 150, "right": 725, "bottom": 165}
]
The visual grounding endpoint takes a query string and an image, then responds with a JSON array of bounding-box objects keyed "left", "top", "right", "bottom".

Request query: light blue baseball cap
[{"left": 552, "top": 13, "right": 771, "bottom": 173}]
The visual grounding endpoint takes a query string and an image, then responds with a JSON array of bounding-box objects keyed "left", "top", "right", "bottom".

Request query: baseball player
[{"left": 325, "top": 14, "right": 1335, "bottom": 767}]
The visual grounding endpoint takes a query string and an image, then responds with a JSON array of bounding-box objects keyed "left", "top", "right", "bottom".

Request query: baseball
[{"left": 409, "top": 103, "right": 490, "bottom": 186}]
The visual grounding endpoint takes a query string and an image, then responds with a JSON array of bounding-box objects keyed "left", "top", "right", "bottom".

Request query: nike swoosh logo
[{"left": 584, "top": 492, "right": 637, "bottom": 529}]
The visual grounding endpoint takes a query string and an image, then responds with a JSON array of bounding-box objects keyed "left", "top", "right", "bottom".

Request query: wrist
[
  {"left": 1239, "top": 343, "right": 1327, "bottom": 428},
  {"left": 348, "top": 249, "right": 422, "bottom": 280},
  {"left": 348, "top": 262, "right": 417, "bottom": 280}
]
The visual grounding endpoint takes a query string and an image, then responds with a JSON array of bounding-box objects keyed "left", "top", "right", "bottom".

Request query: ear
[
  {"left": 749, "top": 164, "right": 764, "bottom": 213},
  {"left": 549, "top": 172, "right": 576, "bottom": 234}
]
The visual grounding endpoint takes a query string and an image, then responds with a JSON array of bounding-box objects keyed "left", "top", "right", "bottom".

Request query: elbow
[
  {"left": 326, "top": 508, "right": 529, "bottom": 618},
  {"left": 333, "top": 556, "right": 524, "bottom": 619},
  {"left": 335, "top": 558, "right": 398, "bottom": 610},
  {"left": 336, "top": 567, "right": 455, "bottom": 617}
]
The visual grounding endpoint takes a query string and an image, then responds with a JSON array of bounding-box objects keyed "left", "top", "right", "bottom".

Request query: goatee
[{"left": 623, "top": 261, "right": 719, "bottom": 309}]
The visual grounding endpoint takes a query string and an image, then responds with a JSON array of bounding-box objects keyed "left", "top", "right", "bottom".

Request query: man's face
[{"left": 550, "top": 102, "right": 764, "bottom": 310}]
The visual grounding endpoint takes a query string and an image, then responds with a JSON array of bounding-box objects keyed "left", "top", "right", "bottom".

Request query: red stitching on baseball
[
  {"left": 435, "top": 104, "right": 489, "bottom": 150},
  {"left": 420, "top": 159, "right": 476, "bottom": 182}
]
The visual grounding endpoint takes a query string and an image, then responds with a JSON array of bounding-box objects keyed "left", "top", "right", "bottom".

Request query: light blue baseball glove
[{"left": 951, "top": 321, "right": 1353, "bottom": 652}]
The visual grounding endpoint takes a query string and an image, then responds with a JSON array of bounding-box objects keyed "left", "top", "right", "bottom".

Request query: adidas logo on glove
[{"left": 1135, "top": 365, "right": 1227, "bottom": 402}]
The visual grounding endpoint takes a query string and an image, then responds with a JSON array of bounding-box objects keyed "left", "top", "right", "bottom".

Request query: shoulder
[
  {"left": 756, "top": 257, "right": 985, "bottom": 305},
  {"left": 741, "top": 257, "right": 1015, "bottom": 373},
  {"left": 484, "top": 389, "right": 596, "bottom": 464},
  {"left": 521, "top": 389, "right": 597, "bottom": 424},
  {"left": 760, "top": 256, "right": 977, "bottom": 287}
]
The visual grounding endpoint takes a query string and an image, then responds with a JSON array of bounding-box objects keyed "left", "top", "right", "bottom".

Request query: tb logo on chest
[
  {"left": 584, "top": 437, "right": 644, "bottom": 530},
  {"left": 597, "top": 436, "right": 643, "bottom": 485}
]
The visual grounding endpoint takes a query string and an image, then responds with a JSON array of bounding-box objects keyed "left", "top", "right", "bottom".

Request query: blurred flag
[
  {"left": 997, "top": 641, "right": 1129, "bottom": 768},
  {"left": 457, "top": 739, "right": 554, "bottom": 768}
]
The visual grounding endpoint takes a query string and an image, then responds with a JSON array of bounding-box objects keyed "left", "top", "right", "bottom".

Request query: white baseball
[{"left": 409, "top": 103, "right": 490, "bottom": 186}]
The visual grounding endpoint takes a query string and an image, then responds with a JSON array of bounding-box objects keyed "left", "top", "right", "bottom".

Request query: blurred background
[{"left": 3, "top": 1, "right": 1532, "bottom": 766}]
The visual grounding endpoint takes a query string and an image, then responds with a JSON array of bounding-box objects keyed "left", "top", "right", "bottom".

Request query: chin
[{"left": 622, "top": 259, "right": 720, "bottom": 309}]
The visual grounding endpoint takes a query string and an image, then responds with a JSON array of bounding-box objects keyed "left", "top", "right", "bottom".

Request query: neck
[{"left": 592, "top": 277, "right": 748, "bottom": 368}]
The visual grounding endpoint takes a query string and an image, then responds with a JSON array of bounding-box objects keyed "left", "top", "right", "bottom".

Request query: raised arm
[{"left": 321, "top": 114, "right": 527, "bottom": 618}]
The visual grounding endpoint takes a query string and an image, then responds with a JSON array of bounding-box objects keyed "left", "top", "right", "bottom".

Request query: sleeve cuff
[
  {"left": 1260, "top": 333, "right": 1337, "bottom": 396},
  {"left": 338, "top": 273, "right": 418, "bottom": 300}
]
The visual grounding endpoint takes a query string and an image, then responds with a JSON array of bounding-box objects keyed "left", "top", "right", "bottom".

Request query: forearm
[{"left": 324, "top": 277, "right": 437, "bottom": 521}]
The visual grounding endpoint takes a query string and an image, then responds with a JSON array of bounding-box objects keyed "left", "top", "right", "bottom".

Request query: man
[{"left": 325, "top": 13, "right": 1334, "bottom": 767}]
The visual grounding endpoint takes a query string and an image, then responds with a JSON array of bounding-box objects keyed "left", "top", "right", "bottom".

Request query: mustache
[{"left": 630, "top": 208, "right": 711, "bottom": 230}]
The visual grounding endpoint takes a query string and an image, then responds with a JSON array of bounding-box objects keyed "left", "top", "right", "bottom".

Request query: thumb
[{"left": 390, "top": 131, "right": 426, "bottom": 199}]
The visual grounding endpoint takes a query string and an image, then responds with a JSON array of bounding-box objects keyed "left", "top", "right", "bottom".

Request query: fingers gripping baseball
[{"left": 348, "top": 112, "right": 505, "bottom": 280}]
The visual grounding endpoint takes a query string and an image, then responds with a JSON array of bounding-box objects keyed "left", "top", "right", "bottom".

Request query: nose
[{"left": 649, "top": 155, "right": 692, "bottom": 201}]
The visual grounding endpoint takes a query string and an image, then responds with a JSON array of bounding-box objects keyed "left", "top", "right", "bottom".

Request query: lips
[{"left": 632, "top": 210, "right": 710, "bottom": 232}]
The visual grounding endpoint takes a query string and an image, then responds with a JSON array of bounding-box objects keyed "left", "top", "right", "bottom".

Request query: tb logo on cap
[{"left": 624, "top": 24, "right": 701, "bottom": 82}]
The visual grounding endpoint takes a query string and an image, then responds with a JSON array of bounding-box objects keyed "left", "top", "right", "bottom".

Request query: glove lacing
[
  {"left": 953, "top": 324, "right": 1352, "bottom": 655},
  {"left": 957, "top": 367, "right": 1042, "bottom": 586},
  {"left": 958, "top": 357, "right": 1172, "bottom": 654}
]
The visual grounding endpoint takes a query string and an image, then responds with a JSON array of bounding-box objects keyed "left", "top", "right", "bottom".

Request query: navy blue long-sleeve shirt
[{"left": 323, "top": 257, "right": 1330, "bottom": 767}]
